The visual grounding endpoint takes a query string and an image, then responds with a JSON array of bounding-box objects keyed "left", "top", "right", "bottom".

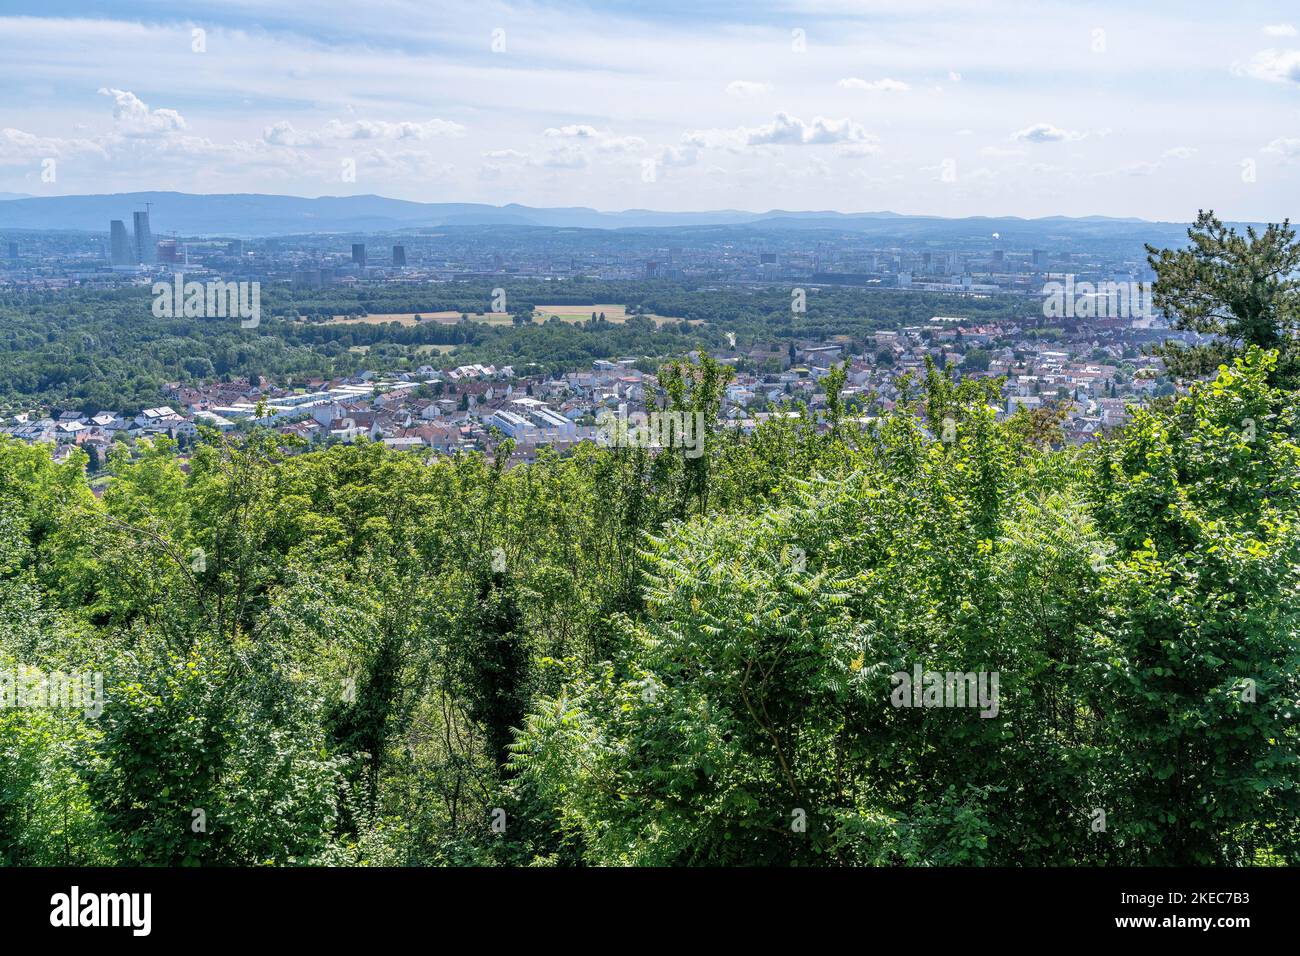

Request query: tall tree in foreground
[
  {"left": 1148, "top": 210, "right": 1300, "bottom": 383},
  {"left": 1088, "top": 347, "right": 1300, "bottom": 864}
]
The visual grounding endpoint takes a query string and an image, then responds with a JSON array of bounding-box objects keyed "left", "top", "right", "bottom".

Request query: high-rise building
[
  {"left": 6, "top": 241, "right": 16, "bottom": 260},
  {"left": 352, "top": 243, "right": 366, "bottom": 268},
  {"left": 157, "top": 239, "right": 183, "bottom": 264},
  {"left": 133, "top": 211, "right": 155, "bottom": 264},
  {"left": 293, "top": 269, "right": 323, "bottom": 290},
  {"left": 109, "top": 220, "right": 133, "bottom": 266},
  {"left": 392, "top": 244, "right": 406, "bottom": 267},
  {"left": 293, "top": 267, "right": 336, "bottom": 289},
  {"left": 227, "top": 239, "right": 244, "bottom": 257}
]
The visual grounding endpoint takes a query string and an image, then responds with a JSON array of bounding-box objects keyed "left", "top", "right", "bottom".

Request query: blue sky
[{"left": 1, "top": 1, "right": 1298, "bottom": 219}]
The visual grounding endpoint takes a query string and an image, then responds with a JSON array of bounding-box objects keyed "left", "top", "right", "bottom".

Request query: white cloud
[
  {"left": 262, "top": 121, "right": 320, "bottom": 147},
  {"left": 322, "top": 119, "right": 464, "bottom": 140},
  {"left": 1161, "top": 145, "right": 1197, "bottom": 159},
  {"left": 263, "top": 118, "right": 463, "bottom": 147},
  {"left": 1011, "top": 123, "right": 1084, "bottom": 143},
  {"left": 837, "top": 77, "right": 910, "bottom": 92},
  {"left": 725, "top": 80, "right": 771, "bottom": 97},
  {"left": 1264, "top": 24, "right": 1297, "bottom": 37},
  {"left": 97, "top": 88, "right": 186, "bottom": 137},
  {"left": 0, "top": 127, "right": 106, "bottom": 163},
  {"left": 595, "top": 135, "right": 647, "bottom": 153},
  {"left": 651, "top": 144, "right": 698, "bottom": 170},
  {"left": 1237, "top": 48, "right": 1300, "bottom": 83},
  {"left": 530, "top": 144, "right": 588, "bottom": 168},
  {"left": 1262, "top": 137, "right": 1300, "bottom": 159},
  {"left": 358, "top": 148, "right": 455, "bottom": 180},
  {"left": 980, "top": 145, "right": 1024, "bottom": 157},
  {"left": 721, "top": 112, "right": 875, "bottom": 146},
  {"left": 681, "top": 129, "right": 725, "bottom": 149},
  {"left": 543, "top": 124, "right": 600, "bottom": 139}
]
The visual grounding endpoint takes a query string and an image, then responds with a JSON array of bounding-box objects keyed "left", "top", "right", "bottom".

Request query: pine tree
[{"left": 1148, "top": 210, "right": 1300, "bottom": 383}]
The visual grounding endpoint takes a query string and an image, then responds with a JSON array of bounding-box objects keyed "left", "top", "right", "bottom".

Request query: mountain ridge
[{"left": 0, "top": 190, "right": 1198, "bottom": 240}]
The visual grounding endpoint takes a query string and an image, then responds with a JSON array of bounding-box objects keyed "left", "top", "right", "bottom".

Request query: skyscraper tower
[
  {"left": 133, "top": 210, "right": 155, "bottom": 264},
  {"left": 352, "top": 243, "right": 367, "bottom": 268},
  {"left": 110, "top": 220, "right": 133, "bottom": 266},
  {"left": 392, "top": 244, "right": 406, "bottom": 267}
]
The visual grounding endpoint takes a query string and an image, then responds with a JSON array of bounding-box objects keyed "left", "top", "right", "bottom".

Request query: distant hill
[
  {"left": 0, "top": 190, "right": 1203, "bottom": 243},
  {"left": 0, "top": 192, "right": 763, "bottom": 234}
]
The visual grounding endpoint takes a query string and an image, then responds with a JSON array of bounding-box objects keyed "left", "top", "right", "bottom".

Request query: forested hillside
[{"left": 3, "top": 345, "right": 1298, "bottom": 865}]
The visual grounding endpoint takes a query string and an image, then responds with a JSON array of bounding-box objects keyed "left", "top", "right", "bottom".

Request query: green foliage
[
  {"left": 0, "top": 509, "right": 108, "bottom": 865},
  {"left": 2, "top": 348, "right": 1298, "bottom": 866},
  {"left": 1087, "top": 348, "right": 1300, "bottom": 863},
  {"left": 515, "top": 349, "right": 1300, "bottom": 865},
  {"left": 94, "top": 635, "right": 342, "bottom": 865},
  {"left": 1148, "top": 210, "right": 1300, "bottom": 384}
]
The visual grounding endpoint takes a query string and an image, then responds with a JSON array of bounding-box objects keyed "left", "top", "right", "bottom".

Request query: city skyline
[{"left": 1, "top": 1, "right": 1298, "bottom": 221}]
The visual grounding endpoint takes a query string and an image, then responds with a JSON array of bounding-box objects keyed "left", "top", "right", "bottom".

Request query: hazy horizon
[{"left": 0, "top": 188, "right": 1239, "bottom": 226}]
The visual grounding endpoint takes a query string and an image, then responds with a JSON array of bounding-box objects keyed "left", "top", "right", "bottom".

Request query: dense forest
[{"left": 1, "top": 213, "right": 1298, "bottom": 866}]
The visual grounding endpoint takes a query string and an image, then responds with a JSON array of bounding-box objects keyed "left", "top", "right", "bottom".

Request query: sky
[{"left": 0, "top": 0, "right": 1297, "bottom": 220}]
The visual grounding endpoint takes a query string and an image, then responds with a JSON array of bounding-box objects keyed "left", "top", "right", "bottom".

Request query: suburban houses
[{"left": 1, "top": 315, "right": 1176, "bottom": 470}]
